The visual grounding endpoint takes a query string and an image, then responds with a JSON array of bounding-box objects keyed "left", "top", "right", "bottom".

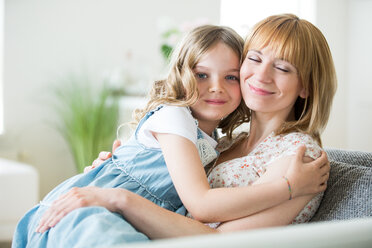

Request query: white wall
[
  {"left": 2, "top": 0, "right": 220, "bottom": 198},
  {"left": 347, "top": 0, "right": 372, "bottom": 152},
  {"left": 317, "top": 0, "right": 372, "bottom": 152},
  {"left": 315, "top": 0, "right": 349, "bottom": 149}
]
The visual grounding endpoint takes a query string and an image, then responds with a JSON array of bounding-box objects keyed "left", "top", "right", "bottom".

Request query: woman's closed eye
[
  {"left": 274, "top": 59, "right": 298, "bottom": 73},
  {"left": 275, "top": 66, "right": 289, "bottom": 73},
  {"left": 247, "top": 54, "right": 261, "bottom": 63}
]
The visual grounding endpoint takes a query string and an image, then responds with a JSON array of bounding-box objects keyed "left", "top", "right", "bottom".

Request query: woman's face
[{"left": 240, "top": 47, "right": 306, "bottom": 119}]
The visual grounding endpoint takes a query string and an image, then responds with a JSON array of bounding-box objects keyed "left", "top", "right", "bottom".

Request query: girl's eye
[
  {"left": 196, "top": 73, "right": 207, "bottom": 79},
  {"left": 226, "top": 75, "right": 239, "bottom": 81}
]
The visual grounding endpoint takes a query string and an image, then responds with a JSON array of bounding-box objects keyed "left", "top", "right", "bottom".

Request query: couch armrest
[{"left": 123, "top": 218, "right": 372, "bottom": 248}]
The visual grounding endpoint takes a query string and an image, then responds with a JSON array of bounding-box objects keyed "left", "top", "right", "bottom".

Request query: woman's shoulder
[
  {"left": 280, "top": 131, "right": 317, "bottom": 143},
  {"left": 279, "top": 132, "right": 321, "bottom": 148},
  {"left": 277, "top": 132, "right": 322, "bottom": 159}
]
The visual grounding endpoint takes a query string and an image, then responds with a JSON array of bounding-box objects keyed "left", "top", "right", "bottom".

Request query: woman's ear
[{"left": 299, "top": 87, "right": 308, "bottom": 99}]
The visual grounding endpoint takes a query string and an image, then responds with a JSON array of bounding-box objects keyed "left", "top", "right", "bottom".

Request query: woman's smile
[{"left": 247, "top": 83, "right": 275, "bottom": 96}]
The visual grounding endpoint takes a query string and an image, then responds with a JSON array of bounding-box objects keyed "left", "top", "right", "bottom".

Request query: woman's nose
[{"left": 256, "top": 63, "right": 272, "bottom": 83}]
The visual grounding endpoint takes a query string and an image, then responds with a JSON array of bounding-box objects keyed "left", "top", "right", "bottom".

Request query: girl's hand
[
  {"left": 285, "top": 146, "right": 330, "bottom": 198},
  {"left": 84, "top": 140, "right": 121, "bottom": 173},
  {"left": 35, "top": 187, "right": 120, "bottom": 233}
]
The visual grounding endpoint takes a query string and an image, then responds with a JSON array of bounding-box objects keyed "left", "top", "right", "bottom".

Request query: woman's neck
[{"left": 246, "top": 110, "right": 294, "bottom": 151}]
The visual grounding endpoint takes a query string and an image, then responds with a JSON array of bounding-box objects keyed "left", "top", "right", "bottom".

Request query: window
[{"left": 220, "top": 0, "right": 316, "bottom": 37}]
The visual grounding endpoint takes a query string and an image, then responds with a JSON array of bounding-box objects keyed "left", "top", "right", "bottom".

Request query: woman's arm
[
  {"left": 83, "top": 135, "right": 327, "bottom": 224},
  {"left": 35, "top": 186, "right": 217, "bottom": 237},
  {"left": 216, "top": 153, "right": 324, "bottom": 231},
  {"left": 120, "top": 146, "right": 327, "bottom": 235},
  {"left": 36, "top": 145, "right": 328, "bottom": 234},
  {"left": 114, "top": 188, "right": 218, "bottom": 239},
  {"left": 155, "top": 133, "right": 328, "bottom": 223},
  {"left": 217, "top": 194, "right": 314, "bottom": 232}
]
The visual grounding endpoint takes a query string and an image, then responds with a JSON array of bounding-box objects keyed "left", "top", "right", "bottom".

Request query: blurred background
[{"left": 1, "top": 0, "right": 371, "bottom": 200}]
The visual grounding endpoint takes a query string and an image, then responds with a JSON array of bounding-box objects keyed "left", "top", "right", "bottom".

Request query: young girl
[{"left": 13, "top": 25, "right": 328, "bottom": 247}]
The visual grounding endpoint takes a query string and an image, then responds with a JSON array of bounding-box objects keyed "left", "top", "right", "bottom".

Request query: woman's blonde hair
[
  {"left": 133, "top": 25, "right": 250, "bottom": 139},
  {"left": 244, "top": 14, "right": 337, "bottom": 146}
]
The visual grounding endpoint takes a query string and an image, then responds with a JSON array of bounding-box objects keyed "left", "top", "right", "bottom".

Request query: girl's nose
[{"left": 209, "top": 79, "right": 224, "bottom": 93}]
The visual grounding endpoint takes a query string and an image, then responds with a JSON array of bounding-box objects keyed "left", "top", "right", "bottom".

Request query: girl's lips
[
  {"left": 248, "top": 84, "right": 274, "bottom": 95},
  {"left": 205, "top": 99, "right": 226, "bottom": 105}
]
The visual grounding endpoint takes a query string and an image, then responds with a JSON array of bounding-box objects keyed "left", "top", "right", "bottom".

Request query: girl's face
[
  {"left": 240, "top": 47, "right": 306, "bottom": 119},
  {"left": 190, "top": 42, "right": 241, "bottom": 132}
]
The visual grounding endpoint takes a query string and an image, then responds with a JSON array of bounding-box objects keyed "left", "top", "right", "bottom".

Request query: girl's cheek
[
  {"left": 234, "top": 85, "right": 242, "bottom": 102},
  {"left": 237, "top": 87, "right": 242, "bottom": 99}
]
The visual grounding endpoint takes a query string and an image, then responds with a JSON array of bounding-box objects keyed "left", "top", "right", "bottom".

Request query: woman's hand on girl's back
[
  {"left": 285, "top": 146, "right": 330, "bottom": 198},
  {"left": 84, "top": 140, "right": 122, "bottom": 173}
]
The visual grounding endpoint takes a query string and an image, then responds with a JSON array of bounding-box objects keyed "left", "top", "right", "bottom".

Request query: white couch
[{"left": 0, "top": 158, "right": 38, "bottom": 241}]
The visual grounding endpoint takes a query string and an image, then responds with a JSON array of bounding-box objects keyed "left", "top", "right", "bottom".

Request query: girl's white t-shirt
[{"left": 137, "top": 105, "right": 217, "bottom": 149}]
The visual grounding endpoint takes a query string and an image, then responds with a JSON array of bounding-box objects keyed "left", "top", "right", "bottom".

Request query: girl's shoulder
[
  {"left": 151, "top": 105, "right": 195, "bottom": 126},
  {"left": 156, "top": 105, "right": 192, "bottom": 116},
  {"left": 138, "top": 105, "right": 199, "bottom": 147}
]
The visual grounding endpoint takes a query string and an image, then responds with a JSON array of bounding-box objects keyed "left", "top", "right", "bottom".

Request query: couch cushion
[
  {"left": 325, "top": 148, "right": 372, "bottom": 167},
  {"left": 311, "top": 160, "right": 372, "bottom": 222}
]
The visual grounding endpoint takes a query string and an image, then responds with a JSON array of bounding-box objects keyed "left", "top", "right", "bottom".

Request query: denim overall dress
[{"left": 12, "top": 106, "right": 218, "bottom": 248}]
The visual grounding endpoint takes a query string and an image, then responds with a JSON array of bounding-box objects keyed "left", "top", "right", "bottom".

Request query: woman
[{"left": 35, "top": 13, "right": 335, "bottom": 240}]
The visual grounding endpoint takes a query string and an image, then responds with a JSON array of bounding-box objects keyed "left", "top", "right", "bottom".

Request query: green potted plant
[{"left": 52, "top": 75, "right": 119, "bottom": 173}]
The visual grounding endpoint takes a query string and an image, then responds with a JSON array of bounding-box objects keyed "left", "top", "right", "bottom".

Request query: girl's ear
[{"left": 299, "top": 87, "right": 308, "bottom": 99}]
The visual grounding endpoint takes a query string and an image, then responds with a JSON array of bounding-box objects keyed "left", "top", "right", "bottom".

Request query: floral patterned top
[{"left": 207, "top": 131, "right": 323, "bottom": 226}]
